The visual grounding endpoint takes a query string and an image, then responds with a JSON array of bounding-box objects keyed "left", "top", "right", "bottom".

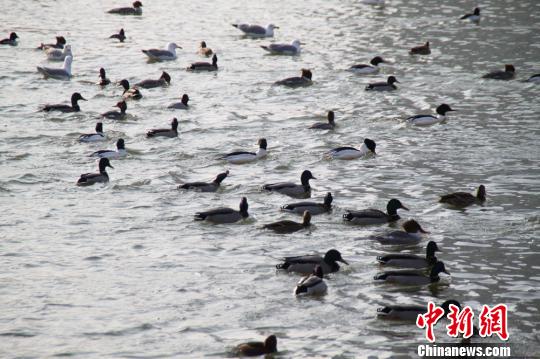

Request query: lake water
[{"left": 1, "top": 0, "right": 539, "bottom": 357}]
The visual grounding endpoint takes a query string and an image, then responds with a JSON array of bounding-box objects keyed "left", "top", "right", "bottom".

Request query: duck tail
[
  {"left": 231, "top": 24, "right": 239, "bottom": 28},
  {"left": 260, "top": 45, "right": 269, "bottom": 51},
  {"left": 194, "top": 213, "right": 206, "bottom": 221},
  {"left": 294, "top": 285, "right": 307, "bottom": 295}
]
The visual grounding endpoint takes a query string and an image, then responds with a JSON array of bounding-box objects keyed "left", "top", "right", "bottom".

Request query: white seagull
[
  {"left": 37, "top": 55, "right": 72, "bottom": 80},
  {"left": 232, "top": 23, "right": 278, "bottom": 38},
  {"left": 142, "top": 42, "right": 182, "bottom": 61},
  {"left": 261, "top": 40, "right": 301, "bottom": 55}
]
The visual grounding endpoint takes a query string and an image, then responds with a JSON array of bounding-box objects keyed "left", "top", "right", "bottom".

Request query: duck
[
  {"left": 198, "top": 41, "right": 213, "bottom": 56},
  {"left": 194, "top": 197, "right": 249, "bottom": 224},
  {"left": 281, "top": 192, "right": 333, "bottom": 215},
  {"left": 90, "top": 139, "right": 127, "bottom": 159},
  {"left": 234, "top": 335, "right": 277, "bottom": 357},
  {"left": 368, "top": 220, "right": 429, "bottom": 245},
  {"left": 45, "top": 44, "right": 72, "bottom": 61},
  {"left": 168, "top": 94, "right": 189, "bottom": 109},
  {"left": 142, "top": 42, "right": 181, "bottom": 61},
  {"left": 222, "top": 138, "right": 267, "bottom": 164},
  {"left": 343, "top": 198, "right": 409, "bottom": 225},
  {"left": 527, "top": 74, "right": 540, "bottom": 83},
  {"left": 327, "top": 138, "right": 376, "bottom": 160},
  {"left": 310, "top": 111, "right": 336, "bottom": 130},
  {"left": 461, "top": 7, "right": 480, "bottom": 23},
  {"left": 410, "top": 42, "right": 431, "bottom": 55},
  {"left": 377, "top": 299, "right": 460, "bottom": 321},
  {"left": 440, "top": 185, "right": 486, "bottom": 207},
  {"left": 101, "top": 101, "right": 127, "bottom": 120},
  {"left": 377, "top": 241, "right": 439, "bottom": 268},
  {"left": 98, "top": 68, "right": 111, "bottom": 86},
  {"left": 374, "top": 261, "right": 450, "bottom": 286},
  {"left": 187, "top": 54, "right": 218, "bottom": 71},
  {"left": 0, "top": 32, "right": 19, "bottom": 46},
  {"left": 41, "top": 92, "right": 86, "bottom": 113},
  {"left": 263, "top": 170, "right": 315, "bottom": 198},
  {"left": 110, "top": 29, "right": 126, "bottom": 42},
  {"left": 407, "top": 104, "right": 455, "bottom": 126},
  {"left": 119, "top": 79, "right": 142, "bottom": 100},
  {"left": 274, "top": 69, "right": 312, "bottom": 87},
  {"left": 276, "top": 249, "right": 348, "bottom": 275},
  {"left": 261, "top": 39, "right": 301, "bottom": 55},
  {"left": 294, "top": 265, "right": 327, "bottom": 296},
  {"left": 232, "top": 23, "right": 278, "bottom": 38},
  {"left": 179, "top": 171, "right": 229, "bottom": 192},
  {"left": 37, "top": 55, "right": 72, "bottom": 80},
  {"left": 348, "top": 56, "right": 386, "bottom": 74},
  {"left": 77, "top": 158, "right": 113, "bottom": 186},
  {"left": 79, "top": 123, "right": 106, "bottom": 143},
  {"left": 135, "top": 71, "right": 171, "bottom": 88},
  {"left": 365, "top": 76, "right": 399, "bottom": 91},
  {"left": 482, "top": 64, "right": 516, "bottom": 80},
  {"left": 263, "top": 210, "right": 312, "bottom": 234},
  {"left": 107, "top": 1, "right": 143, "bottom": 15},
  {"left": 38, "top": 36, "right": 66, "bottom": 50},
  {"left": 146, "top": 118, "right": 178, "bottom": 138}
]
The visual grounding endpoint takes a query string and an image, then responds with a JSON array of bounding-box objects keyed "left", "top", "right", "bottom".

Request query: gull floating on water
[
  {"left": 232, "top": 23, "right": 278, "bottom": 38},
  {"left": 37, "top": 55, "right": 72, "bottom": 80},
  {"left": 261, "top": 40, "right": 302, "bottom": 55},
  {"left": 46, "top": 44, "right": 72, "bottom": 61},
  {"left": 142, "top": 42, "right": 181, "bottom": 61}
]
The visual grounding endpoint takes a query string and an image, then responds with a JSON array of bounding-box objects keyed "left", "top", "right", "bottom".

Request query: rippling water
[{"left": 1, "top": 0, "right": 539, "bottom": 357}]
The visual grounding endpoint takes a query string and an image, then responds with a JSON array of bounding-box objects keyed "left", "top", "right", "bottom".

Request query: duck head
[
  {"left": 239, "top": 197, "right": 249, "bottom": 217},
  {"left": 436, "top": 104, "right": 455, "bottom": 116},
  {"left": 302, "top": 210, "right": 312, "bottom": 226},
  {"left": 300, "top": 170, "right": 316, "bottom": 186},
  {"left": 98, "top": 158, "right": 113, "bottom": 172},
  {"left": 325, "top": 249, "right": 349, "bottom": 265},
  {"left": 402, "top": 219, "right": 428, "bottom": 233}
]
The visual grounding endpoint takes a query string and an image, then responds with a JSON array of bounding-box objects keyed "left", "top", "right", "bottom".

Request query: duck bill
[
  {"left": 443, "top": 270, "right": 450, "bottom": 275},
  {"left": 340, "top": 259, "right": 349, "bottom": 265},
  {"left": 401, "top": 205, "right": 409, "bottom": 211},
  {"left": 420, "top": 228, "right": 430, "bottom": 234},
  {"left": 81, "top": 97, "right": 87, "bottom": 101},
  {"left": 108, "top": 164, "right": 114, "bottom": 169}
]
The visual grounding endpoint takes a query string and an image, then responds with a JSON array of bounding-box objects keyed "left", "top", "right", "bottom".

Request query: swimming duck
[
  {"left": 274, "top": 69, "right": 312, "bottom": 87},
  {"left": 263, "top": 210, "right": 312, "bottom": 234},
  {"left": 146, "top": 118, "right": 178, "bottom": 138},
  {"left": 276, "top": 249, "right": 348, "bottom": 275},
  {"left": 194, "top": 197, "right": 249, "bottom": 224},
  {"left": 232, "top": 23, "right": 278, "bottom": 38},
  {"left": 310, "top": 111, "right": 336, "bottom": 130},
  {"left": 377, "top": 241, "right": 439, "bottom": 268},
  {"left": 294, "top": 265, "right": 327, "bottom": 296},
  {"left": 108, "top": 1, "right": 143, "bottom": 15},
  {"left": 377, "top": 299, "right": 460, "bottom": 321},
  {"left": 0, "top": 32, "right": 18, "bottom": 46},
  {"left": 368, "top": 220, "right": 429, "bottom": 245},
  {"left": 343, "top": 198, "right": 409, "bottom": 225},
  {"left": 41, "top": 92, "right": 86, "bottom": 113},
  {"left": 90, "top": 139, "right": 127, "bottom": 159},
  {"left": 79, "top": 123, "right": 105, "bottom": 143},
  {"left": 261, "top": 39, "right": 301, "bottom": 55},
  {"left": 110, "top": 29, "right": 126, "bottom": 42},
  {"left": 187, "top": 54, "right": 218, "bottom": 71},
  {"left": 142, "top": 42, "right": 181, "bottom": 61},
  {"left": 98, "top": 68, "right": 111, "bottom": 86},
  {"left": 179, "top": 171, "right": 229, "bottom": 192},
  {"left": 365, "top": 76, "right": 399, "bottom": 91},
  {"left": 327, "top": 138, "right": 376, "bottom": 160},
  {"left": 374, "top": 261, "right": 450, "bottom": 286},
  {"left": 410, "top": 42, "right": 431, "bottom": 55},
  {"left": 135, "top": 71, "right": 171, "bottom": 88},
  {"left": 281, "top": 192, "right": 333, "bottom": 215},
  {"left": 168, "top": 94, "right": 190, "bottom": 109},
  {"left": 527, "top": 74, "right": 540, "bottom": 83},
  {"left": 198, "top": 41, "right": 213, "bottom": 56},
  {"left": 439, "top": 185, "right": 486, "bottom": 207},
  {"left": 101, "top": 101, "right": 127, "bottom": 120},
  {"left": 119, "top": 79, "right": 142, "bottom": 100},
  {"left": 348, "top": 56, "right": 386, "bottom": 74},
  {"left": 482, "top": 64, "right": 516, "bottom": 80},
  {"left": 234, "top": 335, "right": 277, "bottom": 357},
  {"left": 37, "top": 55, "right": 72, "bottom": 80},
  {"left": 407, "top": 104, "right": 455, "bottom": 126},
  {"left": 461, "top": 7, "right": 480, "bottom": 23},
  {"left": 263, "top": 170, "right": 315, "bottom": 198},
  {"left": 38, "top": 36, "right": 66, "bottom": 50},
  {"left": 77, "top": 158, "right": 113, "bottom": 186},
  {"left": 45, "top": 44, "right": 72, "bottom": 61},
  {"left": 222, "top": 138, "right": 267, "bottom": 164}
]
